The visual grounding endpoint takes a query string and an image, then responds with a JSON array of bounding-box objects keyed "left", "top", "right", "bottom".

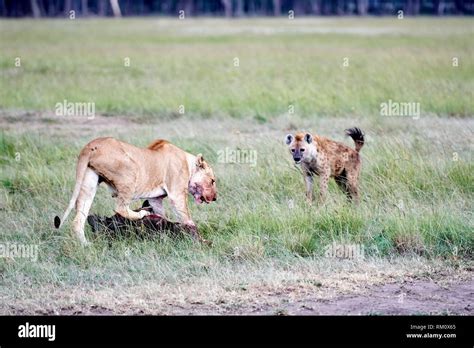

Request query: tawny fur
[{"left": 54, "top": 137, "right": 217, "bottom": 245}]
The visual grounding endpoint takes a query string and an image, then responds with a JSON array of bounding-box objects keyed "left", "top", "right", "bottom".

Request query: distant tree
[
  {"left": 406, "top": 0, "right": 421, "bottom": 15},
  {"left": 0, "top": 0, "right": 472, "bottom": 18},
  {"left": 321, "top": 0, "right": 331, "bottom": 15},
  {"left": 455, "top": 0, "right": 474, "bottom": 14},
  {"left": 357, "top": 0, "right": 369, "bottom": 15},
  {"left": 273, "top": 0, "right": 281, "bottom": 16},
  {"left": 98, "top": 0, "right": 107, "bottom": 16},
  {"left": 109, "top": 0, "right": 121, "bottom": 16},
  {"left": 221, "top": 0, "right": 232, "bottom": 17},
  {"left": 64, "top": 0, "right": 72, "bottom": 16},
  {"left": 235, "top": 0, "right": 244, "bottom": 17},
  {"left": 30, "top": 0, "right": 41, "bottom": 17},
  {"left": 308, "top": 0, "right": 323, "bottom": 15},
  {"left": 82, "top": 0, "right": 88, "bottom": 16},
  {"left": 433, "top": 0, "right": 441, "bottom": 15},
  {"left": 184, "top": 0, "right": 194, "bottom": 16},
  {"left": 335, "top": 0, "right": 344, "bottom": 15}
]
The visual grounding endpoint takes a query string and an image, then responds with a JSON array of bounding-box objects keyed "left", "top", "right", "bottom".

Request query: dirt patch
[
  {"left": 25, "top": 278, "right": 473, "bottom": 316},
  {"left": 147, "top": 278, "right": 474, "bottom": 315},
  {"left": 0, "top": 110, "right": 138, "bottom": 138},
  {"left": 261, "top": 278, "right": 474, "bottom": 315}
]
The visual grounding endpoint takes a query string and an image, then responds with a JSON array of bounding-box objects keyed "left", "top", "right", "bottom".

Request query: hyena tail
[
  {"left": 54, "top": 151, "right": 90, "bottom": 229},
  {"left": 345, "top": 127, "right": 365, "bottom": 152}
]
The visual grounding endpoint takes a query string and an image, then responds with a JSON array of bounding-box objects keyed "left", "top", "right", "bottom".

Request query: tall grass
[{"left": 1, "top": 117, "right": 472, "bottom": 275}]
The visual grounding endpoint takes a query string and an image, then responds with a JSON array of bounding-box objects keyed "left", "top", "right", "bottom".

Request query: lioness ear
[
  {"left": 196, "top": 154, "right": 205, "bottom": 168},
  {"left": 285, "top": 134, "right": 294, "bottom": 145},
  {"left": 304, "top": 133, "right": 313, "bottom": 144}
]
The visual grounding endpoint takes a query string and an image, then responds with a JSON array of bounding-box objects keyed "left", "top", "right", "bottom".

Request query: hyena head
[{"left": 285, "top": 132, "right": 315, "bottom": 164}]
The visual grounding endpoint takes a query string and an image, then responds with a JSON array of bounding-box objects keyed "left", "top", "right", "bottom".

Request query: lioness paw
[{"left": 139, "top": 210, "right": 151, "bottom": 219}]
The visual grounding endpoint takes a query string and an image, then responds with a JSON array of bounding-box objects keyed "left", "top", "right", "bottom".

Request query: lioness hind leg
[{"left": 72, "top": 168, "right": 98, "bottom": 245}]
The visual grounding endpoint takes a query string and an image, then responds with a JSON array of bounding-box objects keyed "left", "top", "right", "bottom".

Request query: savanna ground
[{"left": 0, "top": 18, "right": 473, "bottom": 315}]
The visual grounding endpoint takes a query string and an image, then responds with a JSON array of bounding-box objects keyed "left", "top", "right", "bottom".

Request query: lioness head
[
  {"left": 285, "top": 132, "right": 315, "bottom": 164},
  {"left": 188, "top": 154, "right": 217, "bottom": 204}
]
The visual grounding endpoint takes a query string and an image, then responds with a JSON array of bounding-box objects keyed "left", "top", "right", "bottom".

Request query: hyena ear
[
  {"left": 285, "top": 134, "right": 294, "bottom": 145},
  {"left": 304, "top": 133, "right": 313, "bottom": 144},
  {"left": 196, "top": 154, "right": 205, "bottom": 168}
]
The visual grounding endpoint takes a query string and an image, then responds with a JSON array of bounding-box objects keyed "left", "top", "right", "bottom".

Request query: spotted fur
[{"left": 285, "top": 128, "right": 365, "bottom": 204}]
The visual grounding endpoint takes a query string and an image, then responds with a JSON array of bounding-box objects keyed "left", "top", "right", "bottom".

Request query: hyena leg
[
  {"left": 319, "top": 169, "right": 330, "bottom": 203},
  {"left": 347, "top": 183, "right": 360, "bottom": 205},
  {"left": 346, "top": 171, "right": 360, "bottom": 205},
  {"left": 304, "top": 174, "right": 314, "bottom": 203},
  {"left": 72, "top": 168, "right": 98, "bottom": 245},
  {"left": 335, "top": 172, "right": 351, "bottom": 201},
  {"left": 148, "top": 197, "right": 166, "bottom": 218}
]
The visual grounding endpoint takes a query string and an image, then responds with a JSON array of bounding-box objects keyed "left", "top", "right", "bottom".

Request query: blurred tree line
[{"left": 1, "top": 0, "right": 473, "bottom": 17}]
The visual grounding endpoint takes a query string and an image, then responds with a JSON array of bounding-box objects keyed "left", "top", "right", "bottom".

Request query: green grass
[
  {"left": 0, "top": 18, "right": 473, "bottom": 313},
  {"left": 0, "top": 117, "right": 472, "bottom": 262},
  {"left": 1, "top": 18, "right": 473, "bottom": 119}
]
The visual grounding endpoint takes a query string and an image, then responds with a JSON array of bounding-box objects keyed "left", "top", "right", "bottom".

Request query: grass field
[{"left": 0, "top": 18, "right": 473, "bottom": 314}]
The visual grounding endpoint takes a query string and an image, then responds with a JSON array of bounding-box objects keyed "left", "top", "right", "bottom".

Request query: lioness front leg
[
  {"left": 115, "top": 194, "right": 150, "bottom": 220},
  {"left": 115, "top": 204, "right": 150, "bottom": 220},
  {"left": 168, "top": 194, "right": 208, "bottom": 243}
]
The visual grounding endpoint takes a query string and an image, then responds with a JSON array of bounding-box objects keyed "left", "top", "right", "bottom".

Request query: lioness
[
  {"left": 285, "top": 127, "right": 365, "bottom": 204},
  {"left": 54, "top": 137, "right": 217, "bottom": 245}
]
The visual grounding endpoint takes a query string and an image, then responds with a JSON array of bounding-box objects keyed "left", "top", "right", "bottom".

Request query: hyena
[{"left": 285, "top": 127, "right": 365, "bottom": 204}]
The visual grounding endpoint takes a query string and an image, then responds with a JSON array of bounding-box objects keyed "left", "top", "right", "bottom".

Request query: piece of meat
[{"left": 87, "top": 200, "right": 191, "bottom": 239}]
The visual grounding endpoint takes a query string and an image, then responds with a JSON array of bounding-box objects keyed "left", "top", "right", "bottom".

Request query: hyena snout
[{"left": 292, "top": 148, "right": 305, "bottom": 163}]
